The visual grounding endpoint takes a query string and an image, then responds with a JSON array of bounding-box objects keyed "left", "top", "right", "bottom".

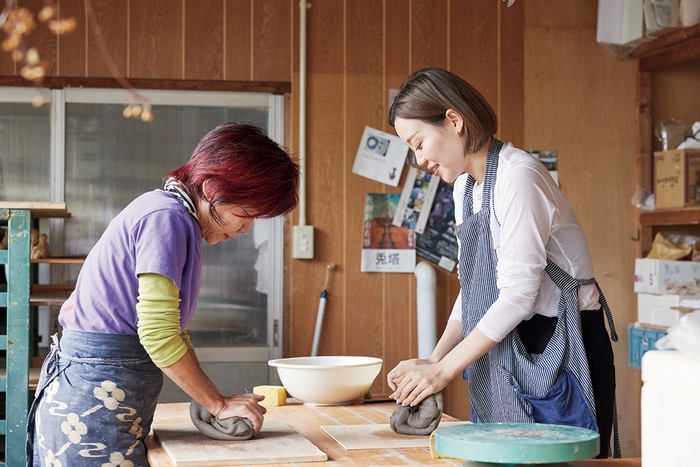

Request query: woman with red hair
[{"left": 27, "top": 122, "right": 299, "bottom": 466}]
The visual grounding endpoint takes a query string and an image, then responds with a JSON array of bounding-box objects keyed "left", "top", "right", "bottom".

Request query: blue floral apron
[
  {"left": 26, "top": 330, "right": 163, "bottom": 467},
  {"left": 456, "top": 138, "right": 600, "bottom": 431}
]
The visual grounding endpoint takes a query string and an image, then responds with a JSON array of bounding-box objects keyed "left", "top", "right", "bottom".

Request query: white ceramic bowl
[{"left": 268, "top": 356, "right": 383, "bottom": 406}]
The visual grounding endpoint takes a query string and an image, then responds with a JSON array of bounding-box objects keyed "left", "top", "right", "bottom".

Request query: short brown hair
[{"left": 388, "top": 68, "right": 498, "bottom": 154}]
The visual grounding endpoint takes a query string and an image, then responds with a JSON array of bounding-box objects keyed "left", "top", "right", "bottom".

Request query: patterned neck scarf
[{"left": 164, "top": 177, "right": 198, "bottom": 221}]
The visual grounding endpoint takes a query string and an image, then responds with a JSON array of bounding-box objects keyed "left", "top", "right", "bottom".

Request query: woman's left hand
[
  {"left": 387, "top": 358, "right": 427, "bottom": 391},
  {"left": 389, "top": 362, "right": 451, "bottom": 407}
]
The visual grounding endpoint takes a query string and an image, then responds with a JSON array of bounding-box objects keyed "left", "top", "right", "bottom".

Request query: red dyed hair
[{"left": 166, "top": 122, "right": 299, "bottom": 223}]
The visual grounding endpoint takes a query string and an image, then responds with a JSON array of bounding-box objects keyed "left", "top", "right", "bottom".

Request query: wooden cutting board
[
  {"left": 321, "top": 421, "right": 466, "bottom": 450},
  {"left": 153, "top": 419, "right": 327, "bottom": 466}
]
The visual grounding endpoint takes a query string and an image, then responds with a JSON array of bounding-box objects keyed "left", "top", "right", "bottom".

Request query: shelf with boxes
[
  {"left": 630, "top": 256, "right": 699, "bottom": 369},
  {"left": 632, "top": 24, "right": 700, "bottom": 370},
  {"left": 0, "top": 202, "right": 83, "bottom": 467},
  {"left": 638, "top": 206, "right": 700, "bottom": 256},
  {"left": 633, "top": 26, "right": 700, "bottom": 254}
]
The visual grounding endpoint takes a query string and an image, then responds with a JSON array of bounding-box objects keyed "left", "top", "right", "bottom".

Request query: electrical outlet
[{"left": 293, "top": 225, "right": 314, "bottom": 259}]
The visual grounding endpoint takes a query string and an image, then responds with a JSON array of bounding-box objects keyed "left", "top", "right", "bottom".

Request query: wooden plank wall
[
  {"left": 287, "top": 0, "right": 523, "bottom": 425},
  {"left": 0, "top": 0, "right": 643, "bottom": 456},
  {"left": 524, "top": 1, "right": 640, "bottom": 457}
]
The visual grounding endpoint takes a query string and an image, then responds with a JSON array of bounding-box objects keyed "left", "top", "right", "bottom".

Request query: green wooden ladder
[{"left": 0, "top": 209, "right": 31, "bottom": 467}]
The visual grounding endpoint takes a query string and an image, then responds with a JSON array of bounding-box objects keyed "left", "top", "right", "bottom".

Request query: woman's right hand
[
  {"left": 387, "top": 358, "right": 429, "bottom": 391},
  {"left": 216, "top": 394, "right": 267, "bottom": 435}
]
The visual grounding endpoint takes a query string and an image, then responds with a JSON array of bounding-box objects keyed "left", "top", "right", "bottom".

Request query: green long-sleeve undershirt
[{"left": 136, "top": 273, "right": 194, "bottom": 368}]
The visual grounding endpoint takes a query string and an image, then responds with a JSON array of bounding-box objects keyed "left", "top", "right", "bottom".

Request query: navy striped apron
[
  {"left": 456, "top": 138, "right": 598, "bottom": 431},
  {"left": 26, "top": 330, "right": 163, "bottom": 467}
]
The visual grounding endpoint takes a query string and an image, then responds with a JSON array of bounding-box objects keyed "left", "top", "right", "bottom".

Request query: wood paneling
[
  {"left": 0, "top": 15, "right": 14, "bottom": 76},
  {"left": 57, "top": 0, "right": 86, "bottom": 77},
  {"left": 0, "top": 75, "right": 290, "bottom": 92},
  {"left": 499, "top": 0, "right": 524, "bottom": 148},
  {"left": 383, "top": 0, "right": 415, "bottom": 401},
  {"left": 129, "top": 0, "right": 183, "bottom": 78},
  {"left": 345, "top": 0, "right": 393, "bottom": 394},
  {"left": 86, "top": 0, "right": 128, "bottom": 78},
  {"left": 385, "top": 0, "right": 410, "bottom": 89},
  {"left": 21, "top": 0, "right": 58, "bottom": 76},
  {"left": 184, "top": 0, "right": 224, "bottom": 80},
  {"left": 450, "top": 0, "right": 499, "bottom": 108},
  {"left": 410, "top": 0, "right": 448, "bottom": 70},
  {"left": 252, "top": 0, "right": 291, "bottom": 81},
  {"left": 292, "top": 0, "right": 345, "bottom": 360},
  {"left": 225, "top": 0, "right": 252, "bottom": 81}
]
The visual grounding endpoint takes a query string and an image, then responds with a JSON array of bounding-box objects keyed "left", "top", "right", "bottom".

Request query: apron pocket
[{"left": 517, "top": 368, "right": 598, "bottom": 432}]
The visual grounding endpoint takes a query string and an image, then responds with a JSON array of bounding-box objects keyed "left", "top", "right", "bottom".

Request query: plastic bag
[
  {"left": 655, "top": 119, "right": 688, "bottom": 151},
  {"left": 631, "top": 186, "right": 654, "bottom": 210},
  {"left": 646, "top": 232, "right": 693, "bottom": 260},
  {"left": 655, "top": 310, "right": 700, "bottom": 354},
  {"left": 677, "top": 121, "right": 700, "bottom": 150}
]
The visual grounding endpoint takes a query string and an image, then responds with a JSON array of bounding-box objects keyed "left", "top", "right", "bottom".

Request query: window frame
[{"left": 0, "top": 86, "right": 286, "bottom": 365}]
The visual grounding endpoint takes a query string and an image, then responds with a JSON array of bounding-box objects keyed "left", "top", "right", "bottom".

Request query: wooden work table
[{"left": 145, "top": 401, "right": 642, "bottom": 467}]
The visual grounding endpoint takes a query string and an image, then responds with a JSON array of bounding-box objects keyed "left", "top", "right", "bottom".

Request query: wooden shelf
[
  {"left": 632, "top": 23, "right": 700, "bottom": 55},
  {"left": 0, "top": 202, "right": 70, "bottom": 218},
  {"left": 31, "top": 256, "right": 85, "bottom": 264},
  {"left": 629, "top": 24, "right": 700, "bottom": 71},
  {"left": 30, "top": 284, "right": 74, "bottom": 306},
  {"left": 0, "top": 367, "right": 41, "bottom": 391},
  {"left": 634, "top": 24, "right": 700, "bottom": 257},
  {"left": 639, "top": 206, "right": 700, "bottom": 226}
]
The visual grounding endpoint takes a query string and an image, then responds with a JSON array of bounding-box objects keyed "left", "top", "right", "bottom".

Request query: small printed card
[
  {"left": 415, "top": 180, "right": 458, "bottom": 272},
  {"left": 352, "top": 126, "right": 409, "bottom": 187},
  {"left": 361, "top": 193, "right": 416, "bottom": 273},
  {"left": 393, "top": 166, "right": 441, "bottom": 234}
]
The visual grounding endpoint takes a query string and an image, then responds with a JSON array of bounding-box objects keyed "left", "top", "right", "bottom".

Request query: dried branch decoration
[
  {"left": 0, "top": 0, "right": 153, "bottom": 121},
  {"left": 0, "top": 2, "right": 70, "bottom": 89},
  {"left": 84, "top": 0, "right": 153, "bottom": 122}
]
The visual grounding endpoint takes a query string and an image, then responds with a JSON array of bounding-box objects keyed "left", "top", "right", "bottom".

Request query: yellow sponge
[{"left": 253, "top": 385, "right": 287, "bottom": 407}]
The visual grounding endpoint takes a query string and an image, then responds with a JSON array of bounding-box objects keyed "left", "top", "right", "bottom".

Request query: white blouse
[{"left": 448, "top": 142, "right": 600, "bottom": 342}]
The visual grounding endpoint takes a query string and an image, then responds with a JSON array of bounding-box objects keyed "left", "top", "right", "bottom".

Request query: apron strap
[
  {"left": 546, "top": 260, "right": 618, "bottom": 342},
  {"left": 546, "top": 259, "right": 621, "bottom": 458}
]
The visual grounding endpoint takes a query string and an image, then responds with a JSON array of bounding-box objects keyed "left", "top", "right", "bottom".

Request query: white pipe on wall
[
  {"left": 414, "top": 261, "right": 437, "bottom": 359},
  {"left": 292, "top": 1, "right": 314, "bottom": 259},
  {"left": 298, "top": 1, "right": 308, "bottom": 226}
]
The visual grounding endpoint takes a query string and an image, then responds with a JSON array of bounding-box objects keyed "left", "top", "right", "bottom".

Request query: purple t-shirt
[{"left": 59, "top": 190, "right": 202, "bottom": 334}]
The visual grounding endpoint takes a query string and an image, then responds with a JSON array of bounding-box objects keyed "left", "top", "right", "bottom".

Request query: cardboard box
[
  {"left": 637, "top": 293, "right": 688, "bottom": 326},
  {"left": 634, "top": 258, "right": 700, "bottom": 294},
  {"left": 654, "top": 149, "right": 700, "bottom": 208}
]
